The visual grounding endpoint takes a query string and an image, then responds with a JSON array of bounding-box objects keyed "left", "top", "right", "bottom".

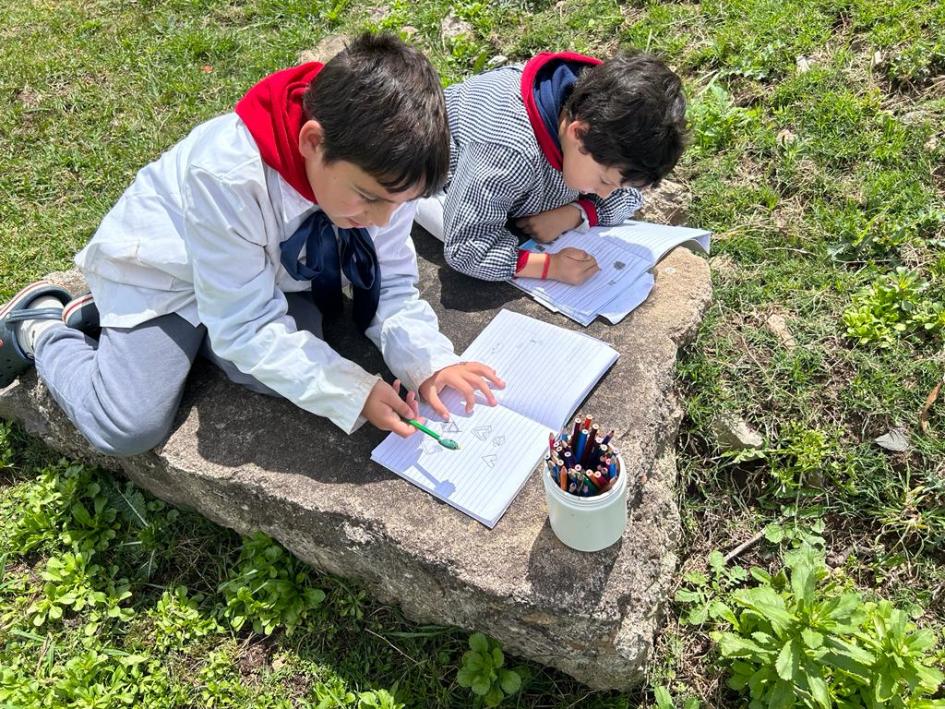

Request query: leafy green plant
[
  {"left": 217, "top": 532, "right": 325, "bottom": 635},
  {"left": 45, "top": 649, "right": 185, "bottom": 709},
  {"left": 709, "top": 544, "right": 944, "bottom": 707},
  {"left": 0, "top": 422, "right": 14, "bottom": 476},
  {"left": 725, "top": 424, "right": 849, "bottom": 498},
  {"left": 333, "top": 582, "right": 368, "bottom": 622},
  {"left": 843, "top": 267, "right": 944, "bottom": 348},
  {"left": 688, "top": 82, "right": 761, "bottom": 156},
  {"left": 653, "top": 684, "right": 701, "bottom": 709},
  {"left": 197, "top": 647, "right": 251, "bottom": 708},
  {"left": 763, "top": 517, "right": 827, "bottom": 551},
  {"left": 456, "top": 632, "right": 522, "bottom": 707},
  {"left": 109, "top": 481, "right": 180, "bottom": 580},
  {"left": 881, "top": 41, "right": 945, "bottom": 89},
  {"left": 7, "top": 461, "right": 119, "bottom": 556},
  {"left": 307, "top": 675, "right": 359, "bottom": 707},
  {"left": 356, "top": 688, "right": 404, "bottom": 709},
  {"left": 150, "top": 585, "right": 221, "bottom": 650},
  {"left": 0, "top": 657, "right": 42, "bottom": 707},
  {"left": 27, "top": 550, "right": 132, "bottom": 628},
  {"left": 447, "top": 33, "right": 491, "bottom": 73},
  {"left": 675, "top": 550, "right": 749, "bottom": 626},
  {"left": 861, "top": 469, "right": 945, "bottom": 553}
]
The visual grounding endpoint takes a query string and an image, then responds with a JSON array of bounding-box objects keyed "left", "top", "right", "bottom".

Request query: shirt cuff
[
  {"left": 330, "top": 370, "right": 381, "bottom": 435},
  {"left": 515, "top": 249, "right": 530, "bottom": 274},
  {"left": 398, "top": 350, "right": 463, "bottom": 394},
  {"left": 575, "top": 198, "right": 598, "bottom": 228}
]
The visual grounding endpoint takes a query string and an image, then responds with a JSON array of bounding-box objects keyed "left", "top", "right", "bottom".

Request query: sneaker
[
  {"left": 62, "top": 293, "right": 100, "bottom": 338},
  {"left": 0, "top": 281, "right": 72, "bottom": 387}
]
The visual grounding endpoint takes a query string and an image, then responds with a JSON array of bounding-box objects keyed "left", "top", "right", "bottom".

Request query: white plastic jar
[{"left": 542, "top": 455, "right": 628, "bottom": 552}]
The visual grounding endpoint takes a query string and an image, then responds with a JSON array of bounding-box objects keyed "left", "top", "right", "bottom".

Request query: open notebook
[
  {"left": 371, "top": 309, "right": 619, "bottom": 527},
  {"left": 514, "top": 220, "right": 711, "bottom": 326}
]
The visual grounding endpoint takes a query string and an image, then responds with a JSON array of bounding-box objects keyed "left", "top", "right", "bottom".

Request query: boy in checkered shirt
[{"left": 416, "top": 50, "right": 687, "bottom": 284}]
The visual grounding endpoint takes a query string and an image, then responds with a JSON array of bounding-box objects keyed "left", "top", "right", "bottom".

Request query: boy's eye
[{"left": 358, "top": 192, "right": 379, "bottom": 204}]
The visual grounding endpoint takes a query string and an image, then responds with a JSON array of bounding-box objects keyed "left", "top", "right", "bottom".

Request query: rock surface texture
[{"left": 0, "top": 228, "right": 711, "bottom": 690}]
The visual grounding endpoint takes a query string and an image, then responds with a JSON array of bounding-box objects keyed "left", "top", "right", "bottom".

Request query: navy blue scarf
[
  {"left": 280, "top": 210, "right": 380, "bottom": 333},
  {"left": 533, "top": 61, "right": 580, "bottom": 154}
]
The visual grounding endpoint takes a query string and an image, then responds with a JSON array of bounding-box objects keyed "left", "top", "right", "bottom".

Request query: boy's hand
[
  {"left": 549, "top": 248, "right": 599, "bottom": 285},
  {"left": 515, "top": 205, "right": 583, "bottom": 244},
  {"left": 362, "top": 378, "right": 421, "bottom": 437},
  {"left": 419, "top": 363, "right": 505, "bottom": 420}
]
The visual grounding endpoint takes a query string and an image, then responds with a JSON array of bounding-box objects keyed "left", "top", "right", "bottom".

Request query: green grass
[{"left": 2, "top": 0, "right": 945, "bottom": 706}]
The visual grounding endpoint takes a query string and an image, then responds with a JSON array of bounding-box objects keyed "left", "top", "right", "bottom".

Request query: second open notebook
[
  {"left": 371, "top": 309, "right": 619, "bottom": 527},
  {"left": 514, "top": 220, "right": 711, "bottom": 326}
]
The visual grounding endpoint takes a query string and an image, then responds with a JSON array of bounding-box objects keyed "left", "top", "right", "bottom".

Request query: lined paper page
[
  {"left": 370, "top": 389, "right": 550, "bottom": 528},
  {"left": 460, "top": 309, "right": 619, "bottom": 431},
  {"left": 606, "top": 221, "right": 711, "bottom": 262},
  {"left": 513, "top": 231, "right": 650, "bottom": 318},
  {"left": 511, "top": 221, "right": 710, "bottom": 325},
  {"left": 599, "top": 271, "right": 655, "bottom": 325},
  {"left": 371, "top": 310, "right": 618, "bottom": 527}
]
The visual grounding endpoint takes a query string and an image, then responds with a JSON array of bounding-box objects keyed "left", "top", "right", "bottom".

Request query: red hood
[
  {"left": 235, "top": 63, "right": 323, "bottom": 204},
  {"left": 520, "top": 52, "right": 602, "bottom": 170}
]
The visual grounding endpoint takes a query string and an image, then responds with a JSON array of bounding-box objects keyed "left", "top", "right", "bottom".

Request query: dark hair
[
  {"left": 303, "top": 32, "right": 449, "bottom": 197},
  {"left": 564, "top": 51, "right": 687, "bottom": 187}
]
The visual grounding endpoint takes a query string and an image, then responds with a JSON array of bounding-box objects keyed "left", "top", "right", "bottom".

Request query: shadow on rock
[
  {"left": 411, "top": 226, "right": 526, "bottom": 314},
  {"left": 526, "top": 518, "right": 623, "bottom": 609}
]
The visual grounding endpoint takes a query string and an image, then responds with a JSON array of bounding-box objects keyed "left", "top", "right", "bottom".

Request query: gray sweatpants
[{"left": 34, "top": 293, "right": 323, "bottom": 457}]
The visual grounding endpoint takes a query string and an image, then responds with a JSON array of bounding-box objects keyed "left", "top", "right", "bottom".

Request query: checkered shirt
[{"left": 442, "top": 65, "right": 643, "bottom": 281}]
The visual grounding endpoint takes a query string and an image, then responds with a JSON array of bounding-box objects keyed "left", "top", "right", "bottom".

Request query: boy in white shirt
[{"left": 0, "top": 33, "right": 503, "bottom": 456}]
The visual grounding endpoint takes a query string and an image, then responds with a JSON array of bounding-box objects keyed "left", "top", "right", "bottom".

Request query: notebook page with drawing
[
  {"left": 370, "top": 391, "right": 550, "bottom": 527},
  {"left": 513, "top": 221, "right": 711, "bottom": 325},
  {"left": 370, "top": 309, "right": 619, "bottom": 527},
  {"left": 512, "top": 230, "right": 651, "bottom": 322}
]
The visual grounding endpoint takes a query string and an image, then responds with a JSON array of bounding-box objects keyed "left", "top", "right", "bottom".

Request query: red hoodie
[
  {"left": 519, "top": 51, "right": 601, "bottom": 172},
  {"left": 235, "top": 63, "right": 323, "bottom": 204}
]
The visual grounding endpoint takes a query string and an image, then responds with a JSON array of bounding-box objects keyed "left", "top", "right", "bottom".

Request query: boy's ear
[
  {"left": 564, "top": 119, "right": 591, "bottom": 155},
  {"left": 298, "top": 120, "right": 324, "bottom": 160},
  {"left": 566, "top": 119, "right": 589, "bottom": 141}
]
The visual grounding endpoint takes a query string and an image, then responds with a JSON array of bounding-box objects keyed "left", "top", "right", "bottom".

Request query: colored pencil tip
[{"left": 439, "top": 438, "right": 460, "bottom": 450}]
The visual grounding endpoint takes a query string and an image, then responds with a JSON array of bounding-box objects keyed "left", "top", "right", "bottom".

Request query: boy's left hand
[
  {"left": 515, "top": 204, "right": 583, "bottom": 244},
  {"left": 418, "top": 363, "right": 505, "bottom": 420}
]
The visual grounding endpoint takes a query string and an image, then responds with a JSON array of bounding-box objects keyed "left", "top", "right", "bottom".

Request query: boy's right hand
[
  {"left": 549, "top": 248, "right": 599, "bottom": 285},
  {"left": 362, "top": 378, "right": 420, "bottom": 437}
]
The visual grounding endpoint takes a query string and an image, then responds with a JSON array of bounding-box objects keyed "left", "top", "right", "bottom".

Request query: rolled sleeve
[{"left": 581, "top": 187, "right": 644, "bottom": 226}]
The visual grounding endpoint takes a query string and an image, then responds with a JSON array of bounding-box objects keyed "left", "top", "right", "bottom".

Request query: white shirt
[{"left": 75, "top": 113, "right": 461, "bottom": 433}]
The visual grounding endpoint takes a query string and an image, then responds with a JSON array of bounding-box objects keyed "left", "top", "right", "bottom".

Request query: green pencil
[{"left": 404, "top": 418, "right": 460, "bottom": 450}]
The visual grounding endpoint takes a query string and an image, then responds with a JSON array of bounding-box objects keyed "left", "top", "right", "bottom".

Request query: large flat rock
[{"left": 0, "top": 229, "right": 711, "bottom": 690}]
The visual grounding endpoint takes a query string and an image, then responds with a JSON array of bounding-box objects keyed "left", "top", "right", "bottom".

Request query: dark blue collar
[
  {"left": 532, "top": 61, "right": 580, "bottom": 155},
  {"left": 279, "top": 210, "right": 380, "bottom": 333}
]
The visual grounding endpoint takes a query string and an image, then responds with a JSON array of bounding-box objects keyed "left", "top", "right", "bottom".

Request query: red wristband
[{"left": 540, "top": 253, "right": 552, "bottom": 280}]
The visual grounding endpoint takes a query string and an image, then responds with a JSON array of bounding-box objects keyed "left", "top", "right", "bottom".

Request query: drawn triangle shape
[
  {"left": 481, "top": 454, "right": 497, "bottom": 468},
  {"left": 473, "top": 425, "right": 492, "bottom": 441}
]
